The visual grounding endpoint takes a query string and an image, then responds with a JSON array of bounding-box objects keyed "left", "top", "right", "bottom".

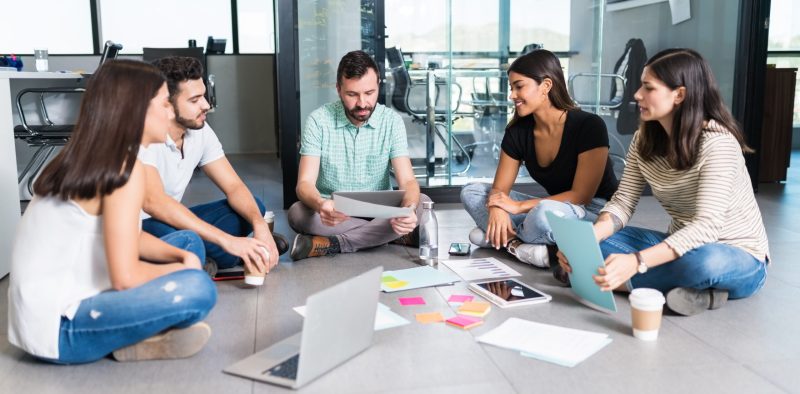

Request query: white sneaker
[
  {"left": 506, "top": 239, "right": 550, "bottom": 268},
  {"left": 468, "top": 227, "right": 492, "bottom": 248}
]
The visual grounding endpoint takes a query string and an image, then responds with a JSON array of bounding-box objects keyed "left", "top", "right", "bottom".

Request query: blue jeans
[
  {"left": 601, "top": 226, "right": 768, "bottom": 299},
  {"left": 49, "top": 231, "right": 217, "bottom": 364},
  {"left": 142, "top": 197, "right": 266, "bottom": 269},
  {"left": 460, "top": 182, "right": 606, "bottom": 244}
]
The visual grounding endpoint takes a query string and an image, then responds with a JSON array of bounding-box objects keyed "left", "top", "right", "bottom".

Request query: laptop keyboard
[{"left": 264, "top": 354, "right": 300, "bottom": 380}]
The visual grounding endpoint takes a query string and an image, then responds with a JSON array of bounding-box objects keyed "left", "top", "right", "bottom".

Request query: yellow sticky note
[
  {"left": 385, "top": 280, "right": 409, "bottom": 289},
  {"left": 415, "top": 312, "right": 445, "bottom": 324}
]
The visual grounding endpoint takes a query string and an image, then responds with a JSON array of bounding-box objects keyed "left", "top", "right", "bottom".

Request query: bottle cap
[{"left": 422, "top": 201, "right": 434, "bottom": 209}]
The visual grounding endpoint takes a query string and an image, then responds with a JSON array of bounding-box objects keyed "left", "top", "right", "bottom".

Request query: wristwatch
[{"left": 634, "top": 251, "right": 648, "bottom": 274}]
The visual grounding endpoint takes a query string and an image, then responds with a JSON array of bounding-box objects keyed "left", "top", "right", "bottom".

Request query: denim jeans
[
  {"left": 142, "top": 197, "right": 266, "bottom": 269},
  {"left": 49, "top": 231, "right": 217, "bottom": 364},
  {"left": 600, "top": 226, "right": 768, "bottom": 299},
  {"left": 460, "top": 182, "right": 606, "bottom": 245}
]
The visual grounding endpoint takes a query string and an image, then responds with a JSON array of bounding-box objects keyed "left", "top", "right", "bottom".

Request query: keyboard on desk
[{"left": 263, "top": 354, "right": 300, "bottom": 380}]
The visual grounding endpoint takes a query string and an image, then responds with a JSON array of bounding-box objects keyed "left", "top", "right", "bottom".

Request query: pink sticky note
[
  {"left": 448, "top": 294, "right": 474, "bottom": 303},
  {"left": 398, "top": 296, "right": 426, "bottom": 306}
]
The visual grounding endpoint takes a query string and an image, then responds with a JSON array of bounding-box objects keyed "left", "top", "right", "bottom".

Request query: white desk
[{"left": 0, "top": 71, "right": 84, "bottom": 278}]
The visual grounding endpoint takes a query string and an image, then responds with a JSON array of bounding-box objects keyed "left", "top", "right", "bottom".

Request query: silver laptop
[{"left": 224, "top": 267, "right": 381, "bottom": 389}]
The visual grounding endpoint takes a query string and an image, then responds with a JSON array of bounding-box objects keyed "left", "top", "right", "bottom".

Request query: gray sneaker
[
  {"left": 666, "top": 287, "right": 729, "bottom": 316},
  {"left": 112, "top": 322, "right": 211, "bottom": 362},
  {"left": 506, "top": 239, "right": 550, "bottom": 268},
  {"left": 468, "top": 227, "right": 492, "bottom": 248}
]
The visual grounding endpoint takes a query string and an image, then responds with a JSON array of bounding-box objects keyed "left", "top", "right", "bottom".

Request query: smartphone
[
  {"left": 212, "top": 270, "right": 245, "bottom": 281},
  {"left": 448, "top": 242, "right": 471, "bottom": 256}
]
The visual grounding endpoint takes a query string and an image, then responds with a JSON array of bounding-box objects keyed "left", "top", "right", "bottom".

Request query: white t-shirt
[
  {"left": 9, "top": 196, "right": 109, "bottom": 359},
  {"left": 137, "top": 123, "right": 225, "bottom": 207}
]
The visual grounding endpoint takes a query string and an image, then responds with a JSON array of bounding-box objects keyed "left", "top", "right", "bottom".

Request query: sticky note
[
  {"left": 415, "top": 312, "right": 444, "bottom": 324},
  {"left": 385, "top": 280, "right": 408, "bottom": 289},
  {"left": 458, "top": 301, "right": 492, "bottom": 317},
  {"left": 446, "top": 315, "right": 483, "bottom": 330},
  {"left": 382, "top": 275, "right": 398, "bottom": 283},
  {"left": 399, "top": 296, "right": 426, "bottom": 306},
  {"left": 448, "top": 294, "right": 474, "bottom": 304}
]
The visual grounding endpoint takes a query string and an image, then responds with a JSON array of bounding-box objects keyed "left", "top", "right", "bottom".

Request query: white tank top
[{"left": 8, "top": 195, "right": 110, "bottom": 359}]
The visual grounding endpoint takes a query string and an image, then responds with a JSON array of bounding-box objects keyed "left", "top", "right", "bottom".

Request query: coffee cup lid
[{"left": 629, "top": 288, "right": 665, "bottom": 308}]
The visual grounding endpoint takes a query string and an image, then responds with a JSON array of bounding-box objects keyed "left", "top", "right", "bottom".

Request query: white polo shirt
[{"left": 138, "top": 123, "right": 225, "bottom": 209}]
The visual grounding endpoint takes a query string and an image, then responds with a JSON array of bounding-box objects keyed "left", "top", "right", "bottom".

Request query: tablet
[{"left": 468, "top": 278, "right": 551, "bottom": 308}]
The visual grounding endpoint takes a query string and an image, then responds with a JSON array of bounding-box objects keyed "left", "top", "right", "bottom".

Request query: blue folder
[{"left": 546, "top": 212, "right": 617, "bottom": 313}]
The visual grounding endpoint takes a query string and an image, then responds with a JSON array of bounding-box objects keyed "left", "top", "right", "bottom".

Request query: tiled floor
[{"left": 1, "top": 152, "right": 799, "bottom": 393}]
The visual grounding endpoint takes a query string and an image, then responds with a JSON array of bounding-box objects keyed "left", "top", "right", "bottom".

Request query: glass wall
[
  {"left": 292, "top": 0, "right": 743, "bottom": 191},
  {"left": 767, "top": 0, "right": 800, "bottom": 126}
]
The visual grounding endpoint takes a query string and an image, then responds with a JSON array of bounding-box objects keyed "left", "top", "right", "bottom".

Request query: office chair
[
  {"left": 142, "top": 47, "right": 217, "bottom": 109},
  {"left": 14, "top": 87, "right": 85, "bottom": 196},
  {"left": 386, "top": 47, "right": 472, "bottom": 177}
]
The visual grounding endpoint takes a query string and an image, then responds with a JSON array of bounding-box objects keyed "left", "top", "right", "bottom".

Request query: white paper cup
[
  {"left": 244, "top": 247, "right": 269, "bottom": 286},
  {"left": 629, "top": 288, "right": 666, "bottom": 341}
]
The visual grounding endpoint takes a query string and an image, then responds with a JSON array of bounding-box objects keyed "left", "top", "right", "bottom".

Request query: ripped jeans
[{"left": 50, "top": 231, "right": 217, "bottom": 364}]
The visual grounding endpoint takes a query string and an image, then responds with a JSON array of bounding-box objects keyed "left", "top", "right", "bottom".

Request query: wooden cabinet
[{"left": 759, "top": 67, "right": 797, "bottom": 183}]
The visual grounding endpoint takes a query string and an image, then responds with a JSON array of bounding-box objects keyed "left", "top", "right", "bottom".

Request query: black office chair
[
  {"left": 386, "top": 47, "right": 472, "bottom": 177},
  {"left": 142, "top": 47, "right": 217, "bottom": 109}
]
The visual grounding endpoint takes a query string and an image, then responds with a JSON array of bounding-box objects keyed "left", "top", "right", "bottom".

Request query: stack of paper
[
  {"left": 381, "top": 266, "right": 460, "bottom": 292},
  {"left": 476, "top": 317, "right": 612, "bottom": 367}
]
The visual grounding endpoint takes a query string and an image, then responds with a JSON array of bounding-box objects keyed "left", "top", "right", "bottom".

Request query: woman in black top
[{"left": 461, "top": 49, "right": 618, "bottom": 268}]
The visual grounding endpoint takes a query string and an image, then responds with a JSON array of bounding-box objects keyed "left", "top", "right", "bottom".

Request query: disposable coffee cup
[
  {"left": 244, "top": 246, "right": 269, "bottom": 286},
  {"left": 629, "top": 288, "right": 666, "bottom": 341},
  {"left": 264, "top": 211, "right": 275, "bottom": 233}
]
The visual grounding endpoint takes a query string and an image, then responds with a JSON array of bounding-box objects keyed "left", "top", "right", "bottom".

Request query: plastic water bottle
[{"left": 419, "top": 201, "right": 438, "bottom": 266}]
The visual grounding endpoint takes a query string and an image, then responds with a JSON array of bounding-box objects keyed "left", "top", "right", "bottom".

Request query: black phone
[
  {"left": 212, "top": 270, "right": 245, "bottom": 281},
  {"left": 448, "top": 242, "right": 471, "bottom": 256}
]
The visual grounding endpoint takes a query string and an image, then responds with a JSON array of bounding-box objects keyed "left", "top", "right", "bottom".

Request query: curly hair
[{"left": 151, "top": 56, "right": 204, "bottom": 100}]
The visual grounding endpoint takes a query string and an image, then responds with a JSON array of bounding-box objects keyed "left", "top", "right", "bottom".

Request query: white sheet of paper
[
  {"left": 332, "top": 194, "right": 412, "bottom": 219},
  {"left": 669, "top": 0, "right": 691, "bottom": 24},
  {"left": 293, "top": 302, "right": 410, "bottom": 331},
  {"left": 441, "top": 257, "right": 522, "bottom": 282},
  {"left": 476, "top": 317, "right": 612, "bottom": 368}
]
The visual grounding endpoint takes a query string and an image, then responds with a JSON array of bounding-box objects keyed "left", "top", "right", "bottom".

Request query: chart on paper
[{"left": 441, "top": 257, "right": 522, "bottom": 281}]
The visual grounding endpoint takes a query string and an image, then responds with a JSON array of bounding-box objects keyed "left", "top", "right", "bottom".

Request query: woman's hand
[
  {"left": 486, "top": 207, "right": 516, "bottom": 249},
  {"left": 487, "top": 191, "right": 523, "bottom": 214},
  {"left": 181, "top": 251, "right": 203, "bottom": 270},
  {"left": 593, "top": 253, "right": 638, "bottom": 292}
]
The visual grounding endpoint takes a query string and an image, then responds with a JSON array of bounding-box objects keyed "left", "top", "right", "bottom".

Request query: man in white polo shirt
[{"left": 139, "top": 56, "right": 287, "bottom": 277}]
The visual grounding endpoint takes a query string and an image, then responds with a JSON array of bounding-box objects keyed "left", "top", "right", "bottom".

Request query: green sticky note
[{"left": 382, "top": 275, "right": 398, "bottom": 283}]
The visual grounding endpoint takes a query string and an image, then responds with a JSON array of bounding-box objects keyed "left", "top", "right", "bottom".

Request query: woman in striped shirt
[{"left": 557, "top": 48, "right": 769, "bottom": 316}]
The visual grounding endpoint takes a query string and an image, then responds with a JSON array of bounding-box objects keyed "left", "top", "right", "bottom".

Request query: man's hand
[
  {"left": 253, "top": 221, "right": 280, "bottom": 271},
  {"left": 319, "top": 199, "right": 349, "bottom": 227},
  {"left": 487, "top": 191, "right": 522, "bottom": 214},
  {"left": 222, "top": 235, "right": 271, "bottom": 273},
  {"left": 390, "top": 204, "right": 417, "bottom": 235}
]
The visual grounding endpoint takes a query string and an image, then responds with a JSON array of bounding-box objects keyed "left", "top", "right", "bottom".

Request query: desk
[{"left": 0, "top": 71, "right": 84, "bottom": 278}]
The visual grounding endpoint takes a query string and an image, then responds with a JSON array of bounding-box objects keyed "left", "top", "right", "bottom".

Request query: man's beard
[
  {"left": 175, "top": 108, "right": 206, "bottom": 130},
  {"left": 346, "top": 104, "right": 375, "bottom": 123}
]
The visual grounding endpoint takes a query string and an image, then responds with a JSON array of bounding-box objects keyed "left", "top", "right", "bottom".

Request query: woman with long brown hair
[
  {"left": 9, "top": 60, "right": 216, "bottom": 364},
  {"left": 559, "top": 48, "right": 769, "bottom": 316},
  {"left": 461, "top": 49, "right": 618, "bottom": 268}
]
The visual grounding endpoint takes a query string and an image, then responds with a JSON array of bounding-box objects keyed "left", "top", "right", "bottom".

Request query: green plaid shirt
[{"left": 300, "top": 100, "right": 409, "bottom": 198}]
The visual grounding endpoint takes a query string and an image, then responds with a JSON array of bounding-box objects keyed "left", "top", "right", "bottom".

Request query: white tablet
[{"left": 468, "top": 278, "right": 551, "bottom": 308}]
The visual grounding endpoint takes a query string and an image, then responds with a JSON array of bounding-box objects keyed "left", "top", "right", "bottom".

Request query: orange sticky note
[
  {"left": 415, "top": 312, "right": 445, "bottom": 324},
  {"left": 457, "top": 301, "right": 492, "bottom": 317}
]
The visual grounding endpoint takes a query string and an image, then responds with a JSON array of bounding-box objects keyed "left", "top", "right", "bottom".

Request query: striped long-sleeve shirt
[{"left": 601, "top": 121, "right": 769, "bottom": 261}]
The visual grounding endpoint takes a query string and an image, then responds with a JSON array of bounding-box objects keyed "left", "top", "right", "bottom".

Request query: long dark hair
[
  {"left": 506, "top": 49, "right": 576, "bottom": 129},
  {"left": 637, "top": 48, "right": 751, "bottom": 170},
  {"left": 34, "top": 60, "right": 166, "bottom": 200}
]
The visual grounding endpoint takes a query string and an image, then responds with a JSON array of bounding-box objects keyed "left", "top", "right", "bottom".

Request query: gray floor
[{"left": 1, "top": 152, "right": 799, "bottom": 393}]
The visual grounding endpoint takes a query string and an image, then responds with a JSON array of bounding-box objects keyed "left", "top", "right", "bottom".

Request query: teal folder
[{"left": 546, "top": 212, "right": 617, "bottom": 313}]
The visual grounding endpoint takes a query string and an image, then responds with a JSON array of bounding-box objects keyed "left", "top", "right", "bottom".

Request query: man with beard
[
  {"left": 288, "top": 50, "right": 427, "bottom": 260},
  {"left": 139, "top": 56, "right": 287, "bottom": 278}
]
